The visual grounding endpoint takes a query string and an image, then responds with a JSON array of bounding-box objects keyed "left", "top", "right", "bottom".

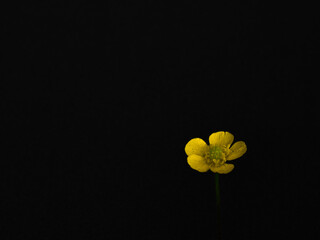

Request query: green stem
[{"left": 215, "top": 173, "right": 222, "bottom": 240}]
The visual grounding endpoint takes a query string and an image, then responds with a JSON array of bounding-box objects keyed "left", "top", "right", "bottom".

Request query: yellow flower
[{"left": 185, "top": 131, "right": 247, "bottom": 174}]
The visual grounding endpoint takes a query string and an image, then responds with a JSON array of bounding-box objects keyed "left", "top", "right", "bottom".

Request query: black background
[{"left": 2, "top": 1, "right": 319, "bottom": 239}]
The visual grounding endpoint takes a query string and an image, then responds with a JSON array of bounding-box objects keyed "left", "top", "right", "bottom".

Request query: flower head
[{"left": 185, "top": 131, "right": 247, "bottom": 174}]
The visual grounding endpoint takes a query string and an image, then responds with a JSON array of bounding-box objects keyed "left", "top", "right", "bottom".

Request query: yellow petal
[
  {"left": 187, "top": 154, "right": 210, "bottom": 172},
  {"left": 226, "top": 141, "right": 247, "bottom": 160},
  {"left": 209, "top": 131, "right": 234, "bottom": 148},
  {"left": 185, "top": 138, "right": 208, "bottom": 156},
  {"left": 210, "top": 163, "right": 234, "bottom": 174}
]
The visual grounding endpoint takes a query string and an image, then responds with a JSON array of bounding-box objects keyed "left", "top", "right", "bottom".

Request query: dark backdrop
[{"left": 2, "top": 1, "right": 318, "bottom": 240}]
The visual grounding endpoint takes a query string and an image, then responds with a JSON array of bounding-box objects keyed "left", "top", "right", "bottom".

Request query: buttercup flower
[{"left": 185, "top": 131, "right": 247, "bottom": 174}]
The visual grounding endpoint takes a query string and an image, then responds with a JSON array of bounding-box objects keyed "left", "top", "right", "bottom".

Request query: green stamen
[
  {"left": 209, "top": 145, "right": 222, "bottom": 160},
  {"left": 205, "top": 145, "right": 226, "bottom": 167}
]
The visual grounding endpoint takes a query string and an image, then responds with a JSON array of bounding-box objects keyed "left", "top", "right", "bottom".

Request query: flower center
[{"left": 205, "top": 145, "right": 227, "bottom": 168}]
